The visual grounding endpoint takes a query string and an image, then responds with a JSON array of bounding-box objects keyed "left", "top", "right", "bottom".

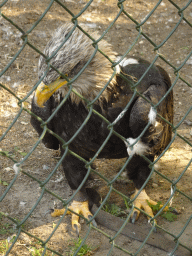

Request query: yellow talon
[
  {"left": 50, "top": 200, "right": 96, "bottom": 234},
  {"left": 131, "top": 189, "right": 169, "bottom": 223}
]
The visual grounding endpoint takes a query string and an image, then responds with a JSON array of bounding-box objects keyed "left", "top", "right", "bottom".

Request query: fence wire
[{"left": 0, "top": 0, "right": 192, "bottom": 255}]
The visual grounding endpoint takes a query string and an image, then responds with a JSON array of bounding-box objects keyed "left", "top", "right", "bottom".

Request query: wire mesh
[{"left": 0, "top": 0, "right": 192, "bottom": 255}]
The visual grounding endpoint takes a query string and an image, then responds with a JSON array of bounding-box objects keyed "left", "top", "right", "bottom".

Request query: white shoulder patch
[
  {"left": 120, "top": 58, "right": 139, "bottom": 67},
  {"left": 148, "top": 107, "right": 157, "bottom": 125},
  {"left": 124, "top": 138, "right": 149, "bottom": 156},
  {"left": 119, "top": 58, "right": 139, "bottom": 67},
  {"left": 116, "top": 56, "right": 139, "bottom": 67},
  {"left": 115, "top": 57, "right": 139, "bottom": 74}
]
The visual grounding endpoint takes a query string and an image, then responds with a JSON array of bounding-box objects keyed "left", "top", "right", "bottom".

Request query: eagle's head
[{"left": 34, "top": 23, "right": 117, "bottom": 107}]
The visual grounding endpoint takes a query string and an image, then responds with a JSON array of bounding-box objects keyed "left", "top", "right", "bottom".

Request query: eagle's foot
[
  {"left": 51, "top": 200, "right": 97, "bottom": 236},
  {"left": 131, "top": 189, "right": 169, "bottom": 224}
]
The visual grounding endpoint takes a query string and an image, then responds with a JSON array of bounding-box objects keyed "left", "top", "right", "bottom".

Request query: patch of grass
[
  {"left": 28, "top": 246, "right": 46, "bottom": 256},
  {"left": 0, "top": 147, "right": 27, "bottom": 159},
  {"left": 27, "top": 239, "right": 56, "bottom": 256},
  {"left": 67, "top": 237, "right": 94, "bottom": 256},
  {"left": 123, "top": 198, "right": 130, "bottom": 212},
  {"left": 0, "top": 240, "right": 9, "bottom": 255},
  {"left": 161, "top": 211, "right": 178, "bottom": 222},
  {"left": 102, "top": 202, "right": 122, "bottom": 217},
  {"left": 0, "top": 151, "right": 13, "bottom": 157},
  {"left": 180, "top": 46, "right": 190, "bottom": 50},
  {"left": 0, "top": 178, "right": 8, "bottom": 186},
  {"left": 101, "top": 200, "right": 130, "bottom": 219},
  {"left": 0, "top": 237, "right": 15, "bottom": 256},
  {"left": 0, "top": 213, "right": 27, "bottom": 238},
  {"left": 101, "top": 199, "right": 177, "bottom": 222},
  {"left": 0, "top": 213, "right": 15, "bottom": 236},
  {"left": 147, "top": 201, "right": 178, "bottom": 222},
  {"left": 14, "top": 146, "right": 28, "bottom": 156},
  {"left": 101, "top": 197, "right": 131, "bottom": 219}
]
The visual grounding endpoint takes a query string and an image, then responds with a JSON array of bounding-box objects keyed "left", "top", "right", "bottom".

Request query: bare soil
[{"left": 0, "top": 0, "right": 192, "bottom": 255}]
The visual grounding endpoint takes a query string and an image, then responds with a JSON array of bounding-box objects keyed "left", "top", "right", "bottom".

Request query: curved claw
[
  {"left": 44, "top": 208, "right": 54, "bottom": 216},
  {"left": 51, "top": 208, "right": 65, "bottom": 217},
  {"left": 73, "top": 223, "right": 81, "bottom": 237},
  {"left": 131, "top": 211, "right": 139, "bottom": 224},
  {"left": 169, "top": 207, "right": 180, "bottom": 215}
]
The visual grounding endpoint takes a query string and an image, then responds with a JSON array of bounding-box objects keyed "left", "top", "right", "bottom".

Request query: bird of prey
[{"left": 31, "top": 22, "right": 173, "bottom": 235}]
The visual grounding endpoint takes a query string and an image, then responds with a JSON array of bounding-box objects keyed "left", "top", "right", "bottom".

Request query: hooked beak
[{"left": 34, "top": 79, "right": 68, "bottom": 108}]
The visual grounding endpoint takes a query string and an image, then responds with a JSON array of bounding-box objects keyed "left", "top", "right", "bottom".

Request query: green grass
[
  {"left": 0, "top": 240, "right": 9, "bottom": 255},
  {"left": 14, "top": 146, "right": 28, "bottom": 156},
  {"left": 102, "top": 202, "right": 123, "bottom": 217},
  {"left": 28, "top": 246, "right": 47, "bottom": 256},
  {"left": 67, "top": 237, "right": 94, "bottom": 256},
  {"left": 0, "top": 213, "right": 15, "bottom": 236},
  {"left": 161, "top": 211, "right": 178, "bottom": 222},
  {"left": 0, "top": 178, "right": 8, "bottom": 186},
  {"left": 147, "top": 201, "right": 178, "bottom": 222},
  {"left": 101, "top": 199, "right": 177, "bottom": 222},
  {"left": 102, "top": 199, "right": 130, "bottom": 219},
  {"left": 0, "top": 237, "right": 15, "bottom": 256},
  {"left": 0, "top": 147, "right": 27, "bottom": 159}
]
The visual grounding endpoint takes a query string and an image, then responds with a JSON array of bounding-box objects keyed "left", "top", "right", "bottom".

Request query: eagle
[{"left": 31, "top": 23, "right": 173, "bottom": 235}]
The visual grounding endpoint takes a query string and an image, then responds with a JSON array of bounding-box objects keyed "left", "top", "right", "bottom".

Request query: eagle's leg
[
  {"left": 127, "top": 85, "right": 171, "bottom": 224},
  {"left": 51, "top": 153, "right": 96, "bottom": 235},
  {"left": 126, "top": 154, "right": 158, "bottom": 223}
]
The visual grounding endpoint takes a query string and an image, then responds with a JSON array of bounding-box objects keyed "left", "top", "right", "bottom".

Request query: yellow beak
[{"left": 34, "top": 79, "right": 68, "bottom": 108}]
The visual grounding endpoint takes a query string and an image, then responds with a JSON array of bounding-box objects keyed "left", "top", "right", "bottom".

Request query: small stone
[
  {"left": 152, "top": 183, "right": 158, "bottom": 188},
  {"left": 43, "top": 165, "right": 49, "bottom": 170},
  {"left": 4, "top": 167, "right": 13, "bottom": 172},
  {"left": 168, "top": 18, "right": 173, "bottom": 22},
  {"left": 186, "top": 57, "right": 192, "bottom": 65},
  {"left": 20, "top": 201, "right": 27, "bottom": 207},
  {"left": 21, "top": 121, "right": 28, "bottom": 125}
]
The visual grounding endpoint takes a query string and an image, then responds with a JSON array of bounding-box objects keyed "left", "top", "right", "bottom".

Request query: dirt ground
[{"left": 0, "top": 0, "right": 192, "bottom": 255}]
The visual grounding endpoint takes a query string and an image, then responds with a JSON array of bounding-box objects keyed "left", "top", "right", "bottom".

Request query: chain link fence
[{"left": 0, "top": 0, "right": 192, "bottom": 255}]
